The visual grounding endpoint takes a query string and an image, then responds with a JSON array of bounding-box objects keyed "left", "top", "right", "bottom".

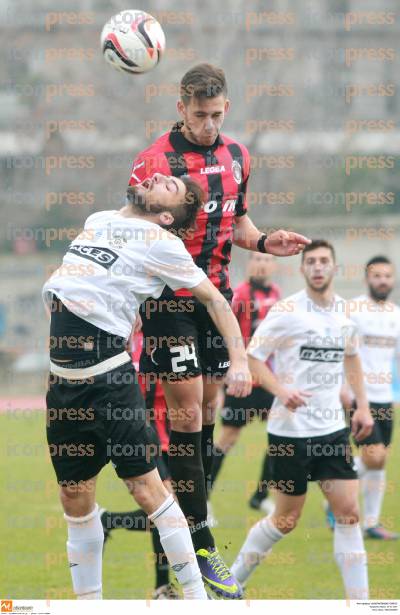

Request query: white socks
[
  {"left": 148, "top": 494, "right": 207, "bottom": 599},
  {"left": 64, "top": 503, "right": 104, "bottom": 599},
  {"left": 362, "top": 469, "right": 386, "bottom": 529},
  {"left": 354, "top": 456, "right": 367, "bottom": 479},
  {"left": 354, "top": 456, "right": 386, "bottom": 528},
  {"left": 334, "top": 523, "right": 369, "bottom": 600},
  {"left": 231, "top": 517, "right": 283, "bottom": 585},
  {"left": 231, "top": 516, "right": 369, "bottom": 601}
]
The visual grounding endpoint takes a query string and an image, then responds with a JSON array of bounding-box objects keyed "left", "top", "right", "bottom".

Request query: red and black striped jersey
[
  {"left": 129, "top": 121, "right": 250, "bottom": 296},
  {"left": 232, "top": 281, "right": 281, "bottom": 345}
]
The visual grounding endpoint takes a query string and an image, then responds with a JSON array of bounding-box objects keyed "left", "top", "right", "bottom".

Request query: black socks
[{"left": 168, "top": 430, "right": 215, "bottom": 551}]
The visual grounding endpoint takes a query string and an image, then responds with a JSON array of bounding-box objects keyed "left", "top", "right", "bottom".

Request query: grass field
[{"left": 1, "top": 408, "right": 399, "bottom": 600}]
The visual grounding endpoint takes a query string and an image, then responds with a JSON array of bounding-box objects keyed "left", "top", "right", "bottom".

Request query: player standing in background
[
  {"left": 208, "top": 253, "right": 281, "bottom": 515},
  {"left": 43, "top": 174, "right": 252, "bottom": 601},
  {"left": 341, "top": 256, "right": 399, "bottom": 540},
  {"left": 129, "top": 62, "right": 310, "bottom": 598},
  {"left": 231, "top": 240, "right": 373, "bottom": 600}
]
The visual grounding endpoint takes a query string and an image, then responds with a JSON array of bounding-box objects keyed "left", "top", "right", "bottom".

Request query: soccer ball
[{"left": 101, "top": 10, "right": 166, "bottom": 74}]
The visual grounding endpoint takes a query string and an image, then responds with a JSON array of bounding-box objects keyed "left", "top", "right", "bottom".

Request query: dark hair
[
  {"left": 365, "top": 255, "right": 392, "bottom": 274},
  {"left": 180, "top": 63, "right": 227, "bottom": 105},
  {"left": 301, "top": 239, "right": 336, "bottom": 262},
  {"left": 172, "top": 175, "right": 204, "bottom": 231}
]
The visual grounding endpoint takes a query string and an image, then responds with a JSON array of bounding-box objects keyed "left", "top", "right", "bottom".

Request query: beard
[
  {"left": 129, "top": 186, "right": 186, "bottom": 232},
  {"left": 130, "top": 187, "right": 170, "bottom": 217},
  {"left": 369, "top": 284, "right": 392, "bottom": 301},
  {"left": 249, "top": 276, "right": 269, "bottom": 287}
]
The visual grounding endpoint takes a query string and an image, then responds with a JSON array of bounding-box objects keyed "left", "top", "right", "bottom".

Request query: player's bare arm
[
  {"left": 190, "top": 278, "right": 252, "bottom": 398},
  {"left": 233, "top": 214, "right": 311, "bottom": 257},
  {"left": 247, "top": 354, "right": 311, "bottom": 411},
  {"left": 344, "top": 354, "right": 374, "bottom": 441}
]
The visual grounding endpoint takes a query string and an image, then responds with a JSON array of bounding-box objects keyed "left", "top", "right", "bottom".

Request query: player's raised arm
[
  {"left": 189, "top": 278, "right": 252, "bottom": 398},
  {"left": 233, "top": 213, "right": 311, "bottom": 256}
]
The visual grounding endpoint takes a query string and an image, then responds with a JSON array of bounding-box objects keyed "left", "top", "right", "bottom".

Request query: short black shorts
[
  {"left": 156, "top": 450, "right": 170, "bottom": 482},
  {"left": 221, "top": 386, "right": 274, "bottom": 427},
  {"left": 267, "top": 428, "right": 357, "bottom": 496},
  {"left": 351, "top": 401, "right": 394, "bottom": 447},
  {"left": 139, "top": 295, "right": 230, "bottom": 381},
  {"left": 46, "top": 362, "right": 157, "bottom": 484}
]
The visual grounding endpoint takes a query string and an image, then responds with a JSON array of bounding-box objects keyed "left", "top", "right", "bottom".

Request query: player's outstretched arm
[
  {"left": 344, "top": 354, "right": 374, "bottom": 441},
  {"left": 248, "top": 355, "right": 311, "bottom": 411},
  {"left": 190, "top": 278, "right": 252, "bottom": 398},
  {"left": 233, "top": 214, "right": 310, "bottom": 256}
]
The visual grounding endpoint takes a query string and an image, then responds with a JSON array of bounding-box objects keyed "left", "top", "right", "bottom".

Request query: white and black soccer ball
[{"left": 101, "top": 9, "right": 166, "bottom": 74}]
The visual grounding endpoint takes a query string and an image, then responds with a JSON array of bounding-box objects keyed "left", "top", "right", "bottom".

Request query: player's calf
[{"left": 64, "top": 503, "right": 104, "bottom": 600}]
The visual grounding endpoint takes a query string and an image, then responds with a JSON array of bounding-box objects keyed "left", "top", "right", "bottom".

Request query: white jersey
[
  {"left": 42, "top": 211, "right": 207, "bottom": 340},
  {"left": 248, "top": 289, "right": 358, "bottom": 438},
  {"left": 348, "top": 294, "right": 400, "bottom": 403}
]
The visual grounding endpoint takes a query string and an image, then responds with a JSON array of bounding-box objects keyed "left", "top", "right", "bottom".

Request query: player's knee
[
  {"left": 334, "top": 502, "right": 359, "bottom": 525},
  {"left": 362, "top": 445, "right": 387, "bottom": 470},
  {"left": 59, "top": 488, "right": 91, "bottom": 517},
  {"left": 133, "top": 489, "right": 154, "bottom": 513},
  {"left": 169, "top": 401, "right": 202, "bottom": 431},
  {"left": 273, "top": 509, "right": 302, "bottom": 533}
]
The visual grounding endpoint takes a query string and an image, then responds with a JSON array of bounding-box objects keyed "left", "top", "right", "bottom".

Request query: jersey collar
[{"left": 169, "top": 121, "right": 224, "bottom": 153}]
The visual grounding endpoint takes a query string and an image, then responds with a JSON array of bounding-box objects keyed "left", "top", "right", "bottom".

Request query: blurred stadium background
[{"left": 0, "top": 0, "right": 399, "bottom": 601}]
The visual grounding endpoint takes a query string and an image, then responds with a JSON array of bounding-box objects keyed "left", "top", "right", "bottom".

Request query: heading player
[
  {"left": 128, "top": 62, "right": 310, "bottom": 597},
  {"left": 231, "top": 240, "right": 373, "bottom": 600},
  {"left": 42, "top": 173, "right": 252, "bottom": 601}
]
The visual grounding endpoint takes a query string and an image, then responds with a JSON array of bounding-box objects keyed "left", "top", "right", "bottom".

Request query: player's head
[
  {"left": 127, "top": 173, "right": 204, "bottom": 231},
  {"left": 177, "top": 63, "right": 230, "bottom": 146},
  {"left": 300, "top": 239, "right": 336, "bottom": 293},
  {"left": 365, "top": 255, "right": 395, "bottom": 301},
  {"left": 247, "top": 253, "right": 276, "bottom": 285}
]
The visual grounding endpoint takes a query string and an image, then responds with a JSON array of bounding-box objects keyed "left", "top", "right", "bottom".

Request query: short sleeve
[
  {"left": 247, "top": 304, "right": 287, "bottom": 362},
  {"left": 144, "top": 235, "right": 207, "bottom": 291},
  {"left": 395, "top": 311, "right": 400, "bottom": 358},
  {"left": 129, "top": 149, "right": 171, "bottom": 186},
  {"left": 129, "top": 154, "right": 155, "bottom": 186},
  {"left": 344, "top": 321, "right": 360, "bottom": 357},
  {"left": 235, "top": 144, "right": 251, "bottom": 217}
]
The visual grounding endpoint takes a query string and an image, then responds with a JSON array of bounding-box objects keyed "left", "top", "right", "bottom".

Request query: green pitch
[{"left": 0, "top": 410, "right": 398, "bottom": 600}]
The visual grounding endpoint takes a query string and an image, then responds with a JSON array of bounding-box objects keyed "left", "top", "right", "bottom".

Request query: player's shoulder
[
  {"left": 220, "top": 133, "right": 250, "bottom": 157},
  {"left": 268, "top": 290, "right": 303, "bottom": 317},
  {"left": 270, "top": 282, "right": 282, "bottom": 298},
  {"left": 135, "top": 131, "right": 172, "bottom": 159},
  {"left": 84, "top": 210, "right": 115, "bottom": 226}
]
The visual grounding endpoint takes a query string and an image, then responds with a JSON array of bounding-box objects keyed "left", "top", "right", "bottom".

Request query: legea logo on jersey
[
  {"left": 68, "top": 245, "right": 119, "bottom": 269},
  {"left": 299, "top": 346, "right": 345, "bottom": 362},
  {"left": 200, "top": 165, "right": 226, "bottom": 175}
]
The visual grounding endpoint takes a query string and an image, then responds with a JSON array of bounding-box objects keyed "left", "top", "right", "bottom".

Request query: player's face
[
  {"left": 136, "top": 173, "right": 186, "bottom": 209},
  {"left": 301, "top": 247, "right": 336, "bottom": 293},
  {"left": 366, "top": 263, "right": 395, "bottom": 301},
  {"left": 178, "top": 95, "right": 230, "bottom": 146},
  {"left": 247, "top": 253, "right": 276, "bottom": 284}
]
